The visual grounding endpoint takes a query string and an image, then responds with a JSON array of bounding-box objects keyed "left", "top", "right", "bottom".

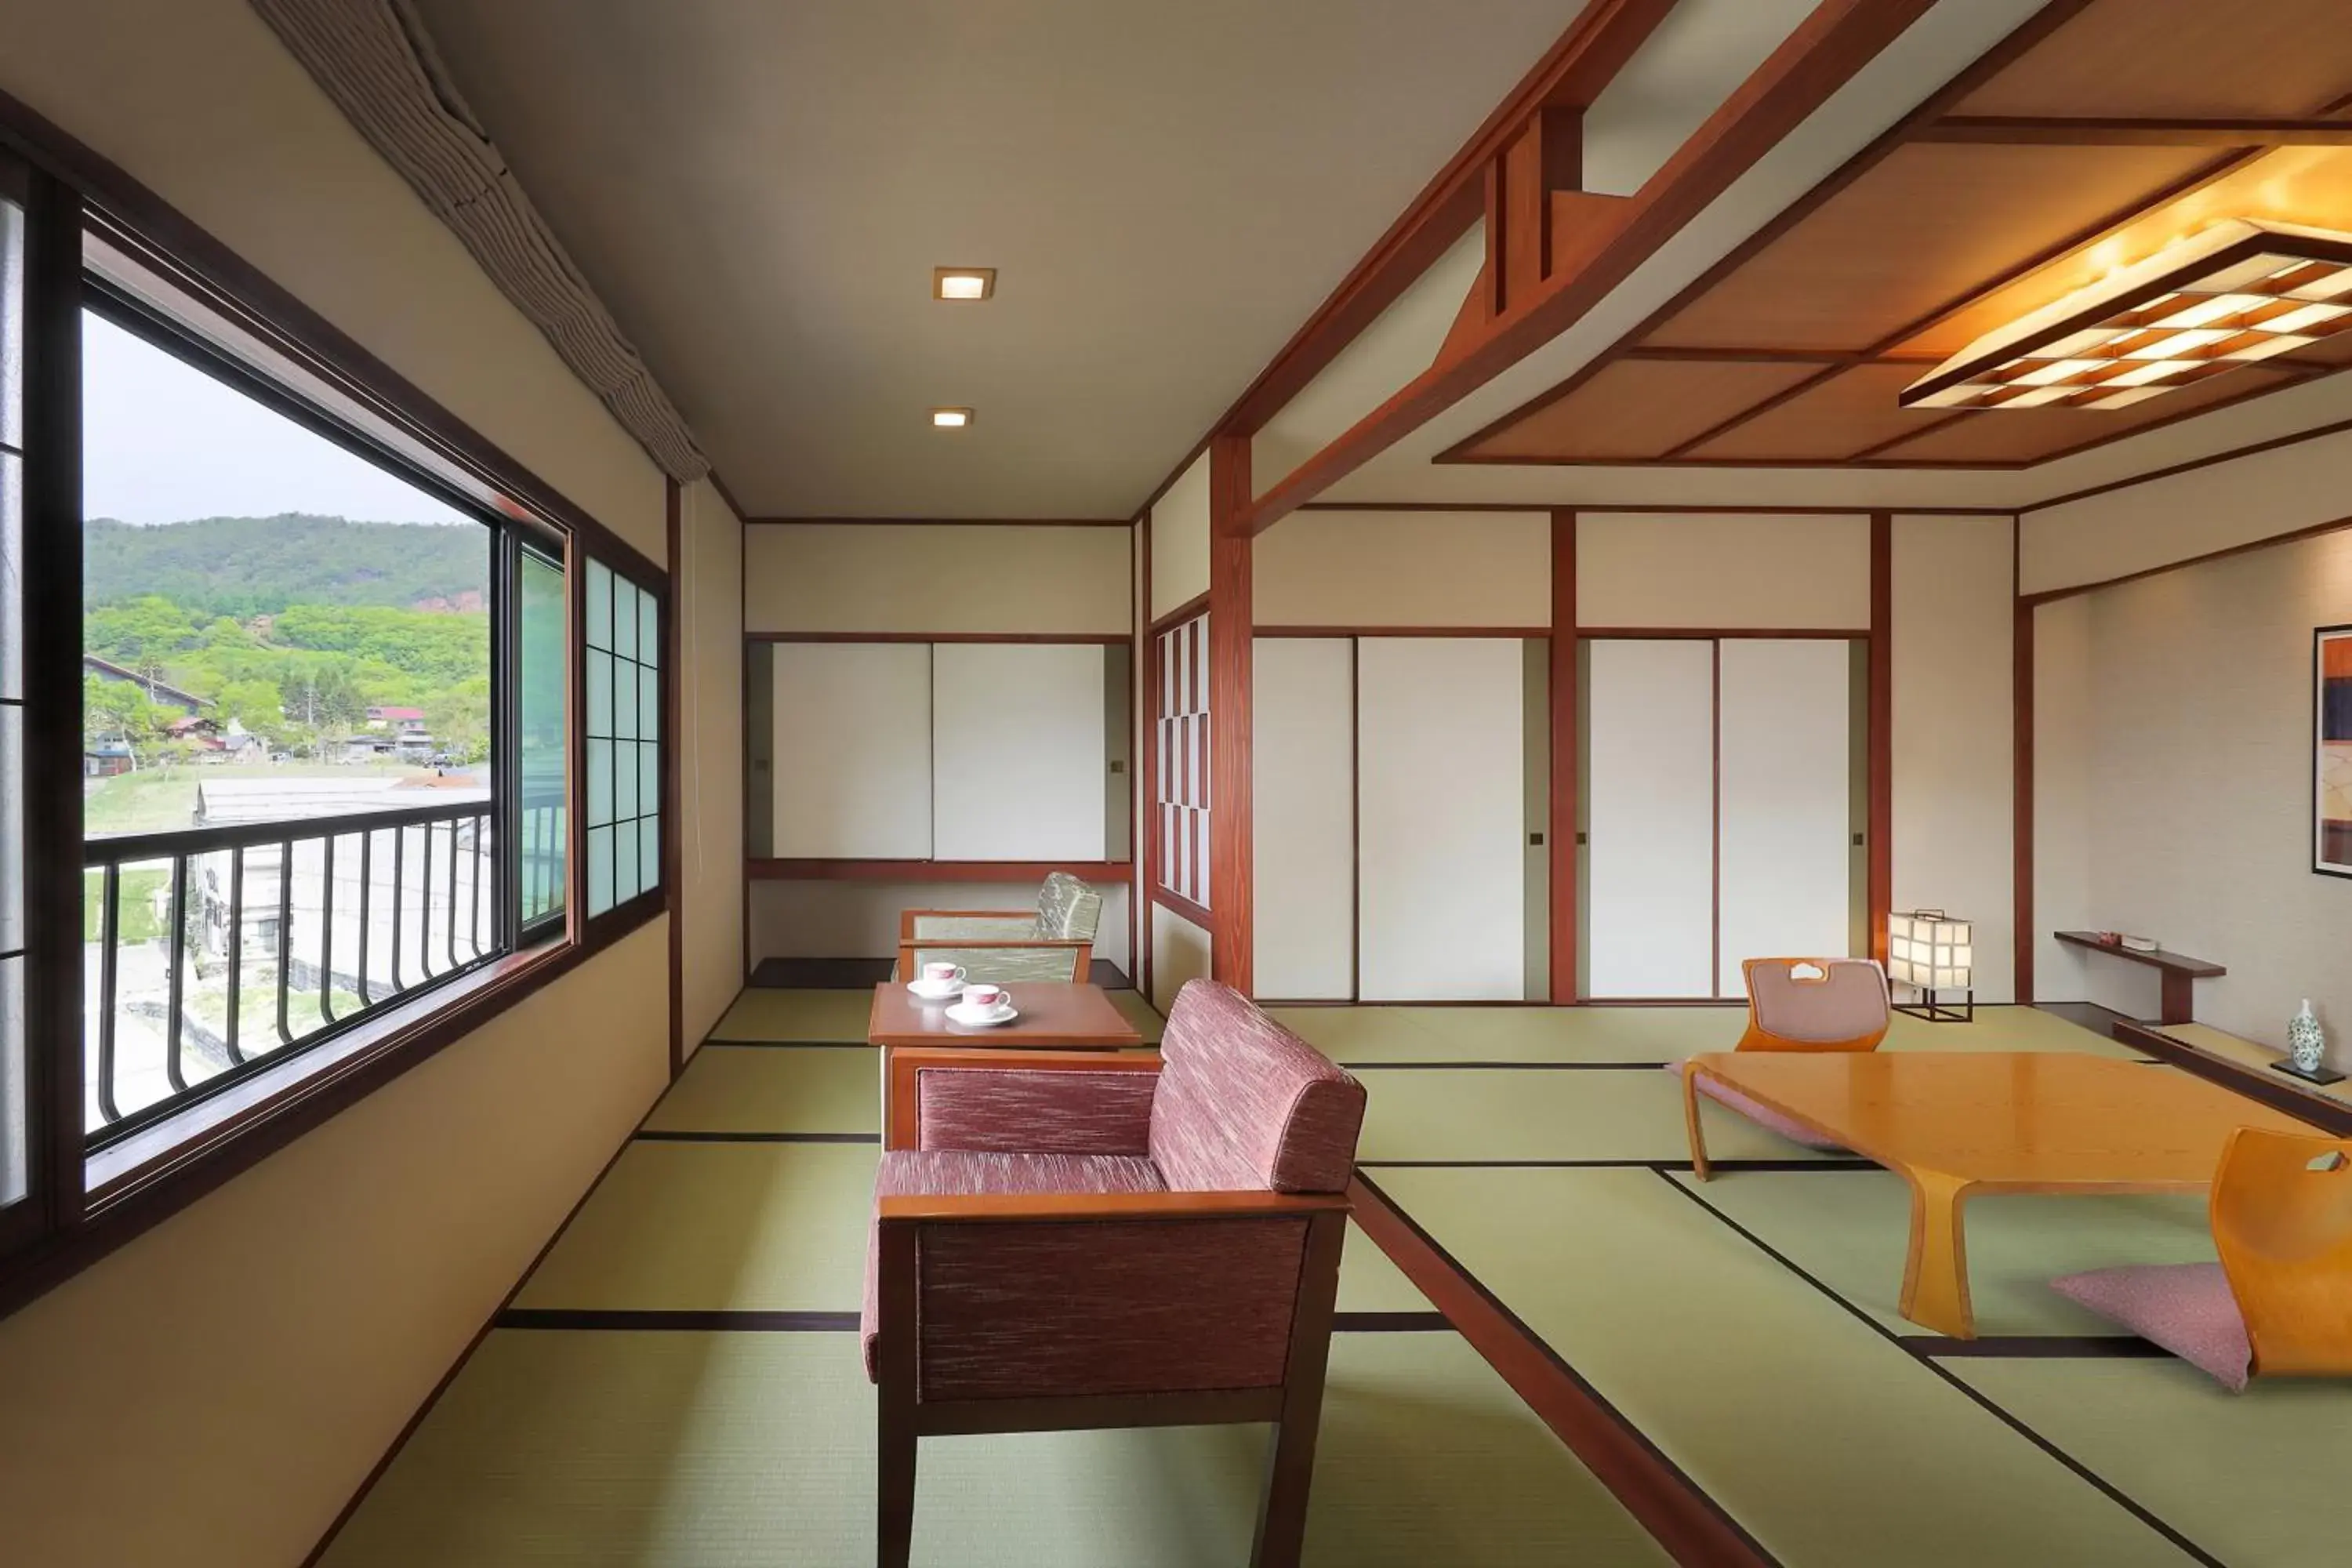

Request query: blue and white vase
[{"left": 2288, "top": 1000, "right": 2327, "bottom": 1076}]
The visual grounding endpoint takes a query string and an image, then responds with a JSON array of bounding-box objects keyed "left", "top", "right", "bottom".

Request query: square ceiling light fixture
[
  {"left": 932, "top": 267, "right": 996, "bottom": 301},
  {"left": 929, "top": 406, "right": 973, "bottom": 428},
  {"left": 1901, "top": 220, "right": 2352, "bottom": 412}
]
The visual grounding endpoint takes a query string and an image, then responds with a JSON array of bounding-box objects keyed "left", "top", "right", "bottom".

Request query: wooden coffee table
[
  {"left": 869, "top": 982, "right": 1148, "bottom": 1127},
  {"left": 1680, "top": 1051, "right": 2313, "bottom": 1338}
]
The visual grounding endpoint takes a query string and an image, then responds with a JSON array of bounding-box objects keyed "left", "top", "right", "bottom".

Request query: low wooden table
[
  {"left": 1680, "top": 1051, "right": 2310, "bottom": 1338},
  {"left": 868, "top": 982, "right": 1147, "bottom": 1126}
]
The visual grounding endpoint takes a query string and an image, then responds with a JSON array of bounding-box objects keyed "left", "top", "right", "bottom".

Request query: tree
[
  {"left": 83, "top": 673, "right": 172, "bottom": 768},
  {"left": 216, "top": 679, "right": 287, "bottom": 745},
  {"left": 84, "top": 595, "right": 196, "bottom": 695},
  {"left": 425, "top": 677, "right": 492, "bottom": 764}
]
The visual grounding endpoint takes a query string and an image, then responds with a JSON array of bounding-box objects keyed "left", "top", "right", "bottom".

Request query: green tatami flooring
[{"left": 326, "top": 989, "right": 2351, "bottom": 1567}]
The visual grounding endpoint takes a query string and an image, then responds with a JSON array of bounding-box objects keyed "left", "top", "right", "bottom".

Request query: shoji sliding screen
[
  {"left": 1357, "top": 639, "right": 1528, "bottom": 1001},
  {"left": 1252, "top": 638, "right": 1354, "bottom": 998},
  {"left": 1584, "top": 637, "right": 1858, "bottom": 999}
]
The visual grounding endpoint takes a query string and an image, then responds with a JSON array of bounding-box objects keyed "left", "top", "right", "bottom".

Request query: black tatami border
[
  {"left": 633, "top": 1129, "right": 880, "bottom": 1145},
  {"left": 492, "top": 1306, "right": 1456, "bottom": 1335}
]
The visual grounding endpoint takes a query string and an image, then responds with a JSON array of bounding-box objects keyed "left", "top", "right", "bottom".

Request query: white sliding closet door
[
  {"left": 1254, "top": 638, "right": 1354, "bottom": 999},
  {"left": 1586, "top": 640, "right": 1715, "bottom": 997},
  {"left": 1717, "top": 640, "right": 1853, "bottom": 992},
  {"left": 931, "top": 643, "right": 1108, "bottom": 860},
  {"left": 771, "top": 642, "right": 932, "bottom": 858},
  {"left": 1357, "top": 638, "right": 1524, "bottom": 1000}
]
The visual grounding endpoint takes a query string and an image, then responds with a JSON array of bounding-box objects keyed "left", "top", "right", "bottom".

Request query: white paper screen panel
[
  {"left": 1586, "top": 640, "right": 1715, "bottom": 998},
  {"left": 1717, "top": 639, "right": 1854, "bottom": 993},
  {"left": 770, "top": 642, "right": 932, "bottom": 858},
  {"left": 1357, "top": 638, "right": 1526, "bottom": 1000},
  {"left": 1253, "top": 638, "right": 1355, "bottom": 999},
  {"left": 931, "top": 643, "right": 1108, "bottom": 860}
]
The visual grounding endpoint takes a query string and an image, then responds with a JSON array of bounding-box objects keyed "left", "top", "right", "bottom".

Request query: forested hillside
[
  {"left": 83, "top": 515, "right": 492, "bottom": 764},
  {"left": 85, "top": 514, "right": 488, "bottom": 616}
]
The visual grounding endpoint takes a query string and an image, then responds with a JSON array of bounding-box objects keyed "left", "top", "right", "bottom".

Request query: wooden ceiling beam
[
  {"left": 1240, "top": 0, "right": 1944, "bottom": 534},
  {"left": 1214, "top": 0, "right": 1679, "bottom": 441},
  {"left": 1922, "top": 116, "right": 2352, "bottom": 147}
]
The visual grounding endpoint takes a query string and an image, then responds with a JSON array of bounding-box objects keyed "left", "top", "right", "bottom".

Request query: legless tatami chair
[
  {"left": 1669, "top": 958, "right": 1892, "bottom": 1149},
  {"left": 2053, "top": 1127, "right": 2352, "bottom": 1390}
]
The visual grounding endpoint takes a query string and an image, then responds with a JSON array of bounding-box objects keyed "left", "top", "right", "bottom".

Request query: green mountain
[{"left": 84, "top": 514, "right": 488, "bottom": 617}]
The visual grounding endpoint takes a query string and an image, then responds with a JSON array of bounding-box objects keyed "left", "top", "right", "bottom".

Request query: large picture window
[{"left": 0, "top": 143, "right": 670, "bottom": 1298}]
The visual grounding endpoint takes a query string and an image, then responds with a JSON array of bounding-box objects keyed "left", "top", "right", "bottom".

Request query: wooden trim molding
[
  {"left": 1207, "top": 435, "right": 1254, "bottom": 992},
  {"left": 745, "top": 631, "right": 1131, "bottom": 645},
  {"left": 1867, "top": 513, "right": 1893, "bottom": 965},
  {"left": 1550, "top": 510, "right": 1578, "bottom": 1003},
  {"left": 1138, "top": 511, "right": 1156, "bottom": 998},
  {"left": 2024, "top": 507, "right": 2352, "bottom": 608},
  {"left": 1254, "top": 624, "right": 1551, "bottom": 639},
  {"left": 750, "top": 859, "right": 1131, "bottom": 883},
  {"left": 1152, "top": 886, "right": 1215, "bottom": 933},
  {"left": 1149, "top": 590, "right": 1212, "bottom": 637},
  {"left": 742, "top": 514, "right": 1131, "bottom": 528},
  {"left": 1921, "top": 116, "right": 2352, "bottom": 147},
  {"left": 665, "top": 478, "right": 685, "bottom": 1079},
  {"left": 1240, "top": 0, "right": 1945, "bottom": 534}
]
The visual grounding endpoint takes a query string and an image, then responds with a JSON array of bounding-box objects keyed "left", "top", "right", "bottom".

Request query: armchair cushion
[
  {"left": 2049, "top": 1262, "right": 2252, "bottom": 1391},
  {"left": 909, "top": 913, "right": 1040, "bottom": 941},
  {"left": 1150, "top": 980, "right": 1366, "bottom": 1192},
  {"left": 915, "top": 1065, "right": 1159, "bottom": 1155},
  {"left": 861, "top": 1149, "right": 1166, "bottom": 1380}
]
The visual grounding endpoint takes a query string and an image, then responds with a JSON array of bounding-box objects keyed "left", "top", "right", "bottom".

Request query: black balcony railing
[{"left": 81, "top": 798, "right": 534, "bottom": 1145}]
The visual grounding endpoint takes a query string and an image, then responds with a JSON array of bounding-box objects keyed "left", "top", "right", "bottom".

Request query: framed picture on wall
[{"left": 2317, "top": 625, "right": 2352, "bottom": 877}]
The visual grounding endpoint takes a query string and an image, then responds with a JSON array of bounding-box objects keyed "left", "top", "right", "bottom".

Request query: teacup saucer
[
  {"left": 906, "top": 979, "right": 962, "bottom": 1001},
  {"left": 946, "top": 1001, "right": 1019, "bottom": 1028}
]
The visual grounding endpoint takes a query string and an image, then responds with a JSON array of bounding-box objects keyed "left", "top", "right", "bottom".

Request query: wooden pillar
[
  {"left": 2013, "top": 591, "right": 2035, "bottom": 1005},
  {"left": 1548, "top": 510, "right": 1578, "bottom": 1004},
  {"left": 1208, "top": 435, "right": 1254, "bottom": 993},
  {"left": 1867, "top": 512, "right": 1893, "bottom": 964}
]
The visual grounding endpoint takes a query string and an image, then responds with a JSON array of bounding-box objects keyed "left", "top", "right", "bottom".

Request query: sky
[{"left": 80, "top": 311, "right": 473, "bottom": 528}]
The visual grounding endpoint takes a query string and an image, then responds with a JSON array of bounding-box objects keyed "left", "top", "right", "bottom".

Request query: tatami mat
[
  {"left": 318, "top": 1329, "right": 1671, "bottom": 1568},
  {"left": 1950, "top": 1357, "right": 2352, "bottom": 1568},
  {"left": 644, "top": 1045, "right": 880, "bottom": 1137},
  {"left": 1354, "top": 1065, "right": 1853, "bottom": 1165},
  {"left": 514, "top": 1142, "right": 879, "bottom": 1313},
  {"left": 1370, "top": 1166, "right": 2198, "bottom": 1567},
  {"left": 1671, "top": 1167, "right": 2214, "bottom": 1340},
  {"left": 711, "top": 987, "right": 876, "bottom": 1042},
  {"left": 1271, "top": 1003, "right": 2140, "bottom": 1066}
]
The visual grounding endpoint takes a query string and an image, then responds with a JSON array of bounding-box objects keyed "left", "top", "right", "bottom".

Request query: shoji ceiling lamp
[
  {"left": 1888, "top": 909, "right": 1973, "bottom": 1023},
  {"left": 1901, "top": 220, "right": 2352, "bottom": 412}
]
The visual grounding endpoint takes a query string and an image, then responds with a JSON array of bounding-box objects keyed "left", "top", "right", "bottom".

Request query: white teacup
[
  {"left": 961, "top": 983, "right": 1008, "bottom": 1014},
  {"left": 920, "top": 962, "right": 965, "bottom": 989}
]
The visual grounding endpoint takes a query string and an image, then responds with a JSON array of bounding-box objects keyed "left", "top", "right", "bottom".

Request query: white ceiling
[{"left": 406, "top": 0, "right": 1589, "bottom": 519}]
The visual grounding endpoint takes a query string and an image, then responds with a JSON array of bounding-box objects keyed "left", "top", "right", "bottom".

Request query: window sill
[{"left": 2, "top": 895, "right": 665, "bottom": 1323}]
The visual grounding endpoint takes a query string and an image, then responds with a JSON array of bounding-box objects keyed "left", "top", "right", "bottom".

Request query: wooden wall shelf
[{"left": 2054, "top": 931, "right": 2224, "bottom": 1025}]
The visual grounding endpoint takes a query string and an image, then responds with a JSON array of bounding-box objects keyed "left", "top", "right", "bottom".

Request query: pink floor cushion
[
  {"left": 1662, "top": 1061, "right": 1848, "bottom": 1152},
  {"left": 2049, "top": 1262, "right": 2252, "bottom": 1392}
]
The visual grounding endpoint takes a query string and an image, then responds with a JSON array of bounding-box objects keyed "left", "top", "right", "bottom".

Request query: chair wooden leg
[
  {"left": 877, "top": 1217, "right": 920, "bottom": 1567},
  {"left": 1253, "top": 1210, "right": 1345, "bottom": 1568}
]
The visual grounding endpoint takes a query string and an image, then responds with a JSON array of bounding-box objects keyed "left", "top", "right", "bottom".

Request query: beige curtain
[{"left": 248, "top": 0, "right": 710, "bottom": 483}]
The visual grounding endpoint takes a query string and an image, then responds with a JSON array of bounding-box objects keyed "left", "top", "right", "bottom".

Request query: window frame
[
  {"left": 576, "top": 546, "right": 669, "bottom": 939},
  {"left": 0, "top": 109, "right": 673, "bottom": 1320}
]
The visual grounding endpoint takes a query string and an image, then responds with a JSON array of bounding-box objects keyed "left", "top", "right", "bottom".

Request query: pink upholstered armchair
[{"left": 862, "top": 979, "right": 1367, "bottom": 1568}]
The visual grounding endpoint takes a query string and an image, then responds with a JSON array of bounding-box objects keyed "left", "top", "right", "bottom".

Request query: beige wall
[
  {"left": 2036, "top": 531, "right": 2352, "bottom": 1065},
  {"left": 1890, "top": 514, "right": 2016, "bottom": 1004},
  {"left": 1150, "top": 450, "right": 1211, "bottom": 619},
  {"left": 1151, "top": 906, "right": 1213, "bottom": 1014},
  {"left": 2032, "top": 593, "right": 2094, "bottom": 1002},
  {"left": 1254, "top": 510, "right": 1550, "bottom": 627},
  {"left": 0, "top": 3, "right": 677, "bottom": 1563},
  {"left": 1577, "top": 513, "right": 1870, "bottom": 630},
  {"left": 678, "top": 479, "right": 746, "bottom": 1051},
  {"left": 2021, "top": 426, "right": 2352, "bottom": 598},
  {"left": 746, "top": 522, "right": 1129, "bottom": 635}
]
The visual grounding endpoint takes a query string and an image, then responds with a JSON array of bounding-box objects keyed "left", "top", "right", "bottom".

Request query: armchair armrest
[
  {"left": 879, "top": 1189, "right": 1350, "bottom": 1224},
  {"left": 887, "top": 1047, "right": 1160, "bottom": 1151}
]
